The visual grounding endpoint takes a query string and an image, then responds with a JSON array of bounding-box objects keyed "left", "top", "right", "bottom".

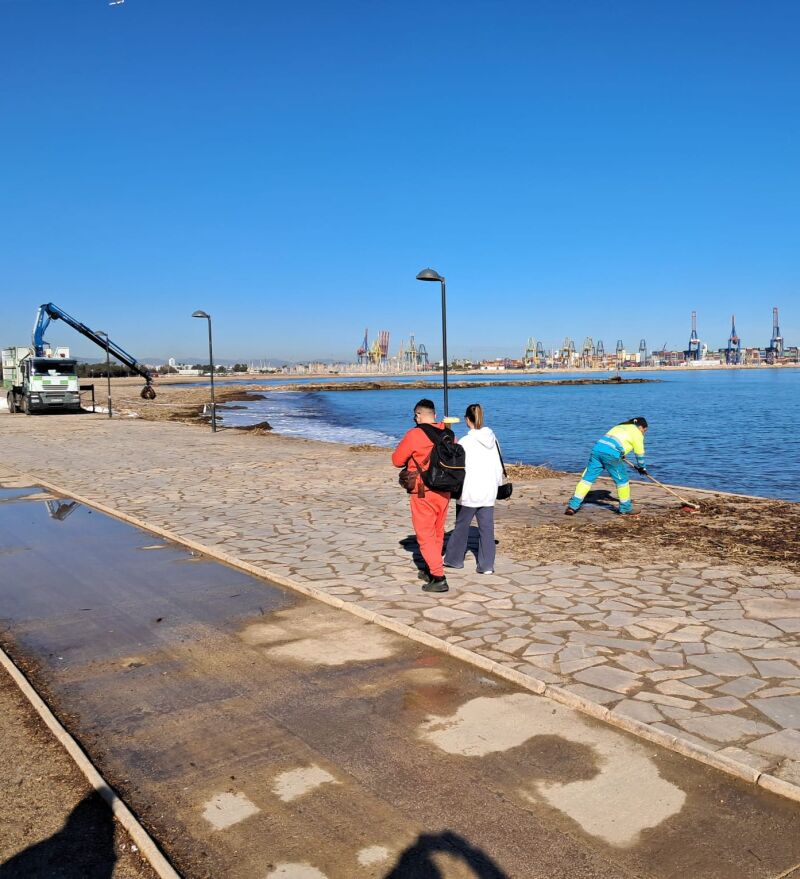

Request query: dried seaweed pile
[{"left": 501, "top": 497, "right": 800, "bottom": 572}]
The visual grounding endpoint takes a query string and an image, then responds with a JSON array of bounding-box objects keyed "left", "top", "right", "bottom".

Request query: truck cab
[{"left": 2, "top": 347, "right": 81, "bottom": 413}]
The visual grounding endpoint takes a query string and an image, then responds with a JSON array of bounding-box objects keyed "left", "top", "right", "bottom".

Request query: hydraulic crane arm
[{"left": 33, "top": 303, "right": 156, "bottom": 399}]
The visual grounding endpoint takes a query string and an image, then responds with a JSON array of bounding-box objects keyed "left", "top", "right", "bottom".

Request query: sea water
[{"left": 218, "top": 369, "right": 800, "bottom": 501}]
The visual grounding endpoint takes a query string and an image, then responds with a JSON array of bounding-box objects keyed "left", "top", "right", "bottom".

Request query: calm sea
[{"left": 217, "top": 370, "right": 800, "bottom": 501}]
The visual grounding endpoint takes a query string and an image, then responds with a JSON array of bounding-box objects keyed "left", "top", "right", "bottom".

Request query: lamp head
[
  {"left": 192, "top": 310, "right": 210, "bottom": 319},
  {"left": 416, "top": 268, "right": 444, "bottom": 283}
]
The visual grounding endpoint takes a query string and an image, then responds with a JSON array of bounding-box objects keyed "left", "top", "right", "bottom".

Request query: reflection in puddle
[{"left": 45, "top": 499, "right": 80, "bottom": 521}]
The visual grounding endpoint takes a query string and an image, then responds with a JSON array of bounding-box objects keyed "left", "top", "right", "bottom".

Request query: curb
[
  {"left": 13, "top": 471, "right": 800, "bottom": 809},
  {"left": 0, "top": 645, "right": 182, "bottom": 879}
]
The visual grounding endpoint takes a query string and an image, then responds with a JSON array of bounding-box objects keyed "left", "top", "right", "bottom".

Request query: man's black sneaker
[
  {"left": 417, "top": 570, "right": 432, "bottom": 583},
  {"left": 422, "top": 577, "right": 449, "bottom": 593}
]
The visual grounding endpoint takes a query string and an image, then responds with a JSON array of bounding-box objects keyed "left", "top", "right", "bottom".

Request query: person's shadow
[
  {"left": 399, "top": 534, "right": 429, "bottom": 575},
  {"left": 384, "top": 830, "right": 509, "bottom": 878},
  {"left": 399, "top": 529, "right": 500, "bottom": 574},
  {"left": 582, "top": 489, "right": 616, "bottom": 510},
  {"left": 0, "top": 792, "right": 117, "bottom": 878}
]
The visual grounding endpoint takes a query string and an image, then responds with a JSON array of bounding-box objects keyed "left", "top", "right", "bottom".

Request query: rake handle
[{"left": 624, "top": 460, "right": 699, "bottom": 508}]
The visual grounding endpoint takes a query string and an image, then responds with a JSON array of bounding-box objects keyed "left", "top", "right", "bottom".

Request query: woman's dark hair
[
  {"left": 464, "top": 403, "right": 484, "bottom": 429},
  {"left": 622, "top": 416, "right": 648, "bottom": 428}
]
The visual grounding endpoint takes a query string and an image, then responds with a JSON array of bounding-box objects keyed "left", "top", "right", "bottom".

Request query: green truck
[{"left": 1, "top": 346, "right": 81, "bottom": 414}]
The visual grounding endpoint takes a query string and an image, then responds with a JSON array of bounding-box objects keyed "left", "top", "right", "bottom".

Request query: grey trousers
[{"left": 444, "top": 504, "right": 496, "bottom": 573}]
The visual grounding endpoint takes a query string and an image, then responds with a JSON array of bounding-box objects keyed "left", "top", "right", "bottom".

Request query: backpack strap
[
  {"left": 417, "top": 423, "right": 452, "bottom": 443},
  {"left": 406, "top": 425, "right": 435, "bottom": 473}
]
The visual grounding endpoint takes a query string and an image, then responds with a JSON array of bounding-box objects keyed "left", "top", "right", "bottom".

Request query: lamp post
[
  {"left": 96, "top": 330, "right": 112, "bottom": 418},
  {"left": 416, "top": 268, "right": 455, "bottom": 421},
  {"left": 192, "top": 310, "right": 217, "bottom": 432}
]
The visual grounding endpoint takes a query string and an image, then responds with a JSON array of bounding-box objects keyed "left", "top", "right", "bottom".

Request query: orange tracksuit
[{"left": 392, "top": 423, "right": 450, "bottom": 578}]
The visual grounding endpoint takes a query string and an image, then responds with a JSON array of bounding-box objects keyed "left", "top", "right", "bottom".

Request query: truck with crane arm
[{"left": 2, "top": 303, "right": 156, "bottom": 414}]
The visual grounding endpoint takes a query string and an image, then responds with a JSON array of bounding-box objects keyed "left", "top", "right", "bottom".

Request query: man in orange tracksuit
[{"left": 392, "top": 398, "right": 451, "bottom": 593}]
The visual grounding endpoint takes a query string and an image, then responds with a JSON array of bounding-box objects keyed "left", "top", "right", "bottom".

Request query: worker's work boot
[
  {"left": 564, "top": 507, "right": 577, "bottom": 516},
  {"left": 422, "top": 577, "right": 449, "bottom": 593},
  {"left": 619, "top": 509, "right": 641, "bottom": 516},
  {"left": 417, "top": 569, "right": 432, "bottom": 584}
]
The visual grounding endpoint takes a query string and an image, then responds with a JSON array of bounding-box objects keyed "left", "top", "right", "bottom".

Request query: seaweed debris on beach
[{"left": 501, "top": 496, "right": 800, "bottom": 572}]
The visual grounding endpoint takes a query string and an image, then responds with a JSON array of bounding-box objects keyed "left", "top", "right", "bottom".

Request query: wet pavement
[{"left": 1, "top": 488, "right": 800, "bottom": 878}]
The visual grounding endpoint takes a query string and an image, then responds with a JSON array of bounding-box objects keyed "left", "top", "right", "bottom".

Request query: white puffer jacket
[{"left": 457, "top": 427, "right": 504, "bottom": 508}]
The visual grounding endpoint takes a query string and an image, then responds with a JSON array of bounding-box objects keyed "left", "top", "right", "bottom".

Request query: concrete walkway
[{"left": 2, "top": 413, "right": 800, "bottom": 801}]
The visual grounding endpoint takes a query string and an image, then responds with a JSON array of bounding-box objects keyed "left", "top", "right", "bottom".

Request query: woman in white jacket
[{"left": 444, "top": 403, "right": 504, "bottom": 574}]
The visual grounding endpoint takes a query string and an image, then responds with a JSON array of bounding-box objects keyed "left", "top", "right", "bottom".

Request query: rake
[{"left": 625, "top": 460, "right": 701, "bottom": 513}]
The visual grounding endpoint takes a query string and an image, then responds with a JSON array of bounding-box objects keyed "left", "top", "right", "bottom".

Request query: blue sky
[{"left": 2, "top": 0, "right": 798, "bottom": 362}]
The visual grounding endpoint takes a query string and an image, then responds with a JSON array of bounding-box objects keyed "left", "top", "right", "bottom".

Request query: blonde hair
[{"left": 465, "top": 403, "right": 484, "bottom": 429}]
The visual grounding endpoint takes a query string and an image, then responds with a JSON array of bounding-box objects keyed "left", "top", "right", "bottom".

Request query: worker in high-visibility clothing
[{"left": 565, "top": 417, "right": 648, "bottom": 516}]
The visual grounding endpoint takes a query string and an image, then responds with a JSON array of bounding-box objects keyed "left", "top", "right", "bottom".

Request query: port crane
[
  {"left": 34, "top": 303, "right": 156, "bottom": 399},
  {"left": 685, "top": 311, "right": 701, "bottom": 361},
  {"left": 726, "top": 315, "right": 741, "bottom": 365},
  {"left": 767, "top": 307, "right": 783, "bottom": 364}
]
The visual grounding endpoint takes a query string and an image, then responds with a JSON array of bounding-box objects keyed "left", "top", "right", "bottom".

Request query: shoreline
[
  {"left": 163, "top": 361, "right": 800, "bottom": 383},
  {"left": 76, "top": 374, "right": 655, "bottom": 429}
]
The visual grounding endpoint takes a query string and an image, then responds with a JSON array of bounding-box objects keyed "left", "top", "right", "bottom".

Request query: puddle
[
  {"left": 0, "top": 493, "right": 292, "bottom": 662},
  {"left": 0, "top": 485, "right": 49, "bottom": 503}
]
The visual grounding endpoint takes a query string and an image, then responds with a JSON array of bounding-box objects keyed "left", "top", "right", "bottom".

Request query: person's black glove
[{"left": 636, "top": 466, "right": 648, "bottom": 475}]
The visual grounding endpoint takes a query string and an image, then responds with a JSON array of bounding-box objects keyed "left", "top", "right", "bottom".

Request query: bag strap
[
  {"left": 409, "top": 452, "right": 430, "bottom": 473},
  {"left": 408, "top": 454, "right": 428, "bottom": 495},
  {"left": 496, "top": 440, "right": 508, "bottom": 477}
]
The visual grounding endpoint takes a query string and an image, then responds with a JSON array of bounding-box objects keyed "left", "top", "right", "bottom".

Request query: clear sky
[{"left": 2, "top": 0, "right": 798, "bottom": 362}]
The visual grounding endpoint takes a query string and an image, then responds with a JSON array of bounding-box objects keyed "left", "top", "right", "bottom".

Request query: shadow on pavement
[
  {"left": 384, "top": 830, "right": 509, "bottom": 878},
  {"left": 399, "top": 527, "right": 501, "bottom": 575},
  {"left": 399, "top": 533, "right": 428, "bottom": 574},
  {"left": 0, "top": 792, "right": 117, "bottom": 878},
  {"left": 582, "top": 488, "right": 616, "bottom": 509}
]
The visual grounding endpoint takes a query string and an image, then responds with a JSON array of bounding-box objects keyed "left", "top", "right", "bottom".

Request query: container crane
[
  {"left": 34, "top": 303, "right": 156, "bottom": 399},
  {"left": 767, "top": 307, "right": 783, "bottom": 364},
  {"left": 580, "top": 337, "right": 594, "bottom": 368},
  {"left": 685, "top": 311, "right": 701, "bottom": 361},
  {"left": 726, "top": 315, "right": 741, "bottom": 365}
]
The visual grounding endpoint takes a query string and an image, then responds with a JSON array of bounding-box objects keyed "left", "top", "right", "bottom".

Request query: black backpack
[{"left": 411, "top": 424, "right": 466, "bottom": 495}]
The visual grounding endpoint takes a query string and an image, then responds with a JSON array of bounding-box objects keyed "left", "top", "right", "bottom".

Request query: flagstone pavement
[{"left": 3, "top": 412, "right": 800, "bottom": 799}]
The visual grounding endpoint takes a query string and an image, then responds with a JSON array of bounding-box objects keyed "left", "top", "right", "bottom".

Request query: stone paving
[{"left": 3, "top": 413, "right": 800, "bottom": 798}]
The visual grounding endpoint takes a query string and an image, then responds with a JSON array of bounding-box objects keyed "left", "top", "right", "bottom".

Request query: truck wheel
[
  {"left": 7, "top": 393, "right": 16, "bottom": 414},
  {"left": 20, "top": 395, "right": 29, "bottom": 415}
]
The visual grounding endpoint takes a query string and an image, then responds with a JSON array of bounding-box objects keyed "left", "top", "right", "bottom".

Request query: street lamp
[
  {"left": 96, "top": 330, "right": 112, "bottom": 418},
  {"left": 192, "top": 310, "right": 217, "bottom": 432},
  {"left": 416, "top": 268, "right": 456, "bottom": 421}
]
